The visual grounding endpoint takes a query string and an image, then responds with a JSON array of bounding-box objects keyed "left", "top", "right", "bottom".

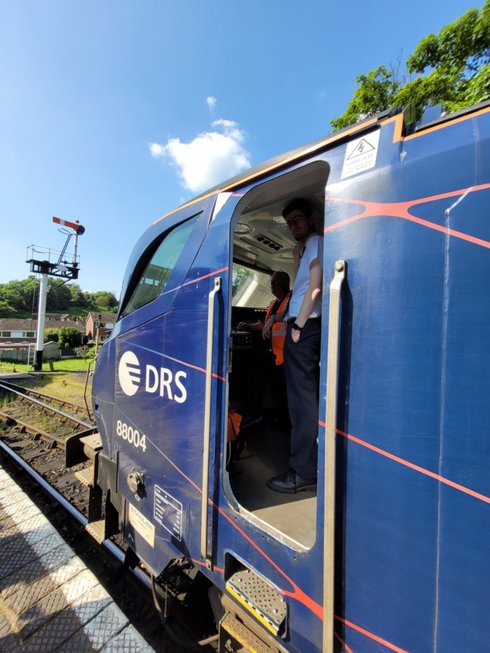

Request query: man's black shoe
[{"left": 267, "top": 469, "right": 316, "bottom": 494}]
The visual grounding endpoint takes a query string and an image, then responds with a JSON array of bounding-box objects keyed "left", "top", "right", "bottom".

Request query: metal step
[
  {"left": 74, "top": 465, "right": 94, "bottom": 487},
  {"left": 226, "top": 568, "right": 287, "bottom": 636},
  {"left": 219, "top": 612, "right": 272, "bottom": 653},
  {"left": 85, "top": 519, "right": 107, "bottom": 544}
]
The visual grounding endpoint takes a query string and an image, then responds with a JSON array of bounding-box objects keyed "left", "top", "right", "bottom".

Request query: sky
[{"left": 0, "top": 0, "right": 481, "bottom": 296}]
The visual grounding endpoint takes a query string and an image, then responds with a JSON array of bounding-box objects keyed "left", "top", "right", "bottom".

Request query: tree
[
  {"left": 232, "top": 265, "right": 252, "bottom": 297},
  {"left": 46, "top": 280, "right": 72, "bottom": 312},
  {"left": 0, "top": 301, "right": 16, "bottom": 317},
  {"left": 89, "top": 290, "right": 118, "bottom": 310},
  {"left": 331, "top": 66, "right": 400, "bottom": 132},
  {"left": 68, "top": 283, "right": 89, "bottom": 308},
  {"left": 331, "top": 1, "right": 490, "bottom": 131},
  {"left": 44, "top": 327, "right": 59, "bottom": 343},
  {"left": 0, "top": 277, "right": 38, "bottom": 313},
  {"left": 0, "top": 276, "right": 119, "bottom": 317},
  {"left": 57, "top": 327, "right": 82, "bottom": 349}
]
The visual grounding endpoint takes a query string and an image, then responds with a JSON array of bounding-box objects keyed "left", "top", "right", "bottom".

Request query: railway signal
[{"left": 26, "top": 217, "right": 85, "bottom": 371}]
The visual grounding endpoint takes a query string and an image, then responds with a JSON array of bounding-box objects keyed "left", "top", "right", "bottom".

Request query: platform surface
[{"left": 0, "top": 463, "right": 155, "bottom": 652}]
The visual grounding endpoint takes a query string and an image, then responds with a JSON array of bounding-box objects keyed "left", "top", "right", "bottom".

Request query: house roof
[
  {"left": 86, "top": 312, "right": 116, "bottom": 323},
  {"left": 0, "top": 318, "right": 84, "bottom": 331}
]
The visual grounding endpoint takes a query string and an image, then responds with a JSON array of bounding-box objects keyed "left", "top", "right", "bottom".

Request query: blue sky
[{"left": 0, "top": 0, "right": 480, "bottom": 295}]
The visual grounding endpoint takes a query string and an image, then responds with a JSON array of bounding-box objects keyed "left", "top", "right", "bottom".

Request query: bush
[
  {"left": 58, "top": 327, "right": 82, "bottom": 349},
  {"left": 74, "top": 345, "right": 96, "bottom": 359},
  {"left": 45, "top": 328, "right": 60, "bottom": 343}
]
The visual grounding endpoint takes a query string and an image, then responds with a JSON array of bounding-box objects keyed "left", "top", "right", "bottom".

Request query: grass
[
  {"left": 0, "top": 357, "right": 94, "bottom": 407},
  {"left": 0, "top": 357, "right": 93, "bottom": 374},
  {"left": 33, "top": 372, "right": 93, "bottom": 408}
]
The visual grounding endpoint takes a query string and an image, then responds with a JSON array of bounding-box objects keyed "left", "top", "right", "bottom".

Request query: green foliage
[
  {"left": 44, "top": 327, "right": 60, "bottom": 343},
  {"left": 74, "top": 344, "right": 95, "bottom": 359},
  {"left": 69, "top": 283, "right": 89, "bottom": 308},
  {"left": 57, "top": 326, "right": 83, "bottom": 349},
  {"left": 331, "top": 1, "right": 490, "bottom": 130},
  {"left": 89, "top": 290, "right": 118, "bottom": 309},
  {"left": 46, "top": 279, "right": 72, "bottom": 311},
  {"left": 0, "top": 301, "right": 16, "bottom": 317},
  {"left": 232, "top": 265, "right": 252, "bottom": 297},
  {"left": 331, "top": 66, "right": 400, "bottom": 131},
  {"left": 0, "top": 277, "right": 118, "bottom": 317},
  {"left": 0, "top": 277, "right": 38, "bottom": 313}
]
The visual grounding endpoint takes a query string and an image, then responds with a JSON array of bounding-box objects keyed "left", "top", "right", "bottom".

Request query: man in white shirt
[{"left": 267, "top": 198, "right": 323, "bottom": 493}]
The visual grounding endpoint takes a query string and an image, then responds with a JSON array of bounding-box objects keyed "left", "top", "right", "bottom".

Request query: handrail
[
  {"left": 323, "top": 260, "right": 346, "bottom": 653},
  {"left": 200, "top": 277, "right": 221, "bottom": 569},
  {"left": 84, "top": 358, "right": 95, "bottom": 422}
]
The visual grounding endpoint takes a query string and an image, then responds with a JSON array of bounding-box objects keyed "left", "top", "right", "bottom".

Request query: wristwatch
[{"left": 291, "top": 322, "right": 303, "bottom": 332}]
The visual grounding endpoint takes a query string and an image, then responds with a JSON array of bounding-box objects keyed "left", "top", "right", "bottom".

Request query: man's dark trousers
[{"left": 284, "top": 318, "right": 321, "bottom": 480}]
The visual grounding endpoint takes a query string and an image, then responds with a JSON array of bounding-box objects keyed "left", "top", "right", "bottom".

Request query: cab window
[{"left": 121, "top": 217, "right": 197, "bottom": 317}]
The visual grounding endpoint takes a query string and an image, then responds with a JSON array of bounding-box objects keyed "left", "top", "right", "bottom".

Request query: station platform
[{"left": 0, "top": 463, "right": 156, "bottom": 653}]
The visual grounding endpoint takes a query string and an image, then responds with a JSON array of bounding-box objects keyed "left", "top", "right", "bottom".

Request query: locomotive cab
[{"left": 86, "top": 156, "right": 332, "bottom": 649}]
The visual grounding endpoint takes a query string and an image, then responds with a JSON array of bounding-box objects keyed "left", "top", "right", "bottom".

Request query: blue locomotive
[{"left": 73, "top": 101, "right": 490, "bottom": 652}]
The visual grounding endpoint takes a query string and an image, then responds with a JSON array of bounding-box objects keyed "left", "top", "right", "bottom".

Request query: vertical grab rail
[
  {"left": 200, "top": 277, "right": 221, "bottom": 570},
  {"left": 323, "top": 260, "right": 346, "bottom": 653}
]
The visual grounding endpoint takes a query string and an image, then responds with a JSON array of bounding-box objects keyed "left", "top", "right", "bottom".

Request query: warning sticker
[
  {"left": 341, "top": 131, "right": 380, "bottom": 179},
  {"left": 154, "top": 485, "right": 183, "bottom": 541},
  {"left": 128, "top": 503, "right": 155, "bottom": 547}
]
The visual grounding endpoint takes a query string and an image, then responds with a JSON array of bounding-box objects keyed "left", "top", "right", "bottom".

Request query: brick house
[{"left": 85, "top": 312, "right": 116, "bottom": 342}]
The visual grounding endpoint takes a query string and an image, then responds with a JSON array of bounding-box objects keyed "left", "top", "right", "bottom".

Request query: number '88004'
[{"left": 116, "top": 420, "right": 147, "bottom": 452}]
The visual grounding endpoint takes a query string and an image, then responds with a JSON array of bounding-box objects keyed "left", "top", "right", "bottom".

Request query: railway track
[
  {"left": 0, "top": 380, "right": 217, "bottom": 652},
  {"left": 0, "top": 378, "right": 93, "bottom": 421}
]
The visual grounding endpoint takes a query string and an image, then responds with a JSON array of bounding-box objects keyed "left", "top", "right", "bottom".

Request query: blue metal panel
[
  {"left": 436, "top": 177, "right": 490, "bottom": 650},
  {"left": 324, "top": 214, "right": 441, "bottom": 649},
  {"left": 324, "top": 111, "right": 490, "bottom": 652}
]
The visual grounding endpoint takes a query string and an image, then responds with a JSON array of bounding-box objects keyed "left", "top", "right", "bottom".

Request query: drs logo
[
  {"left": 118, "top": 350, "right": 188, "bottom": 403},
  {"left": 118, "top": 351, "right": 141, "bottom": 396}
]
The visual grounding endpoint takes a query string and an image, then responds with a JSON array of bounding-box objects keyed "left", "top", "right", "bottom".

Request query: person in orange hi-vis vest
[
  {"left": 237, "top": 271, "right": 291, "bottom": 429},
  {"left": 238, "top": 271, "right": 291, "bottom": 365},
  {"left": 261, "top": 272, "right": 291, "bottom": 366}
]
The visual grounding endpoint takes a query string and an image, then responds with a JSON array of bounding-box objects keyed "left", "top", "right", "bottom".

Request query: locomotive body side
[{"left": 91, "top": 104, "right": 490, "bottom": 653}]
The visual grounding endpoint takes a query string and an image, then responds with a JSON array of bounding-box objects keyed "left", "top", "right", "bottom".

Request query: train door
[{"left": 223, "top": 160, "right": 330, "bottom": 548}]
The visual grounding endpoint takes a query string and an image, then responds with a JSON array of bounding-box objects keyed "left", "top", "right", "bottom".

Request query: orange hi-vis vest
[{"left": 265, "top": 292, "right": 291, "bottom": 366}]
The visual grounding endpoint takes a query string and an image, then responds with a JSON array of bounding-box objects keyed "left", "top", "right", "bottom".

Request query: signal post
[{"left": 26, "top": 217, "right": 85, "bottom": 371}]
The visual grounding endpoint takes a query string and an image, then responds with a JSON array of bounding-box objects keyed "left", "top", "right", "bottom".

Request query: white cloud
[
  {"left": 149, "top": 142, "right": 165, "bottom": 157},
  {"left": 206, "top": 96, "right": 217, "bottom": 111},
  {"left": 149, "top": 119, "right": 250, "bottom": 194}
]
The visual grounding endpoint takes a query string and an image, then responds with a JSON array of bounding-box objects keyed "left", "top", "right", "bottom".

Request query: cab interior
[{"left": 225, "top": 160, "right": 329, "bottom": 550}]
